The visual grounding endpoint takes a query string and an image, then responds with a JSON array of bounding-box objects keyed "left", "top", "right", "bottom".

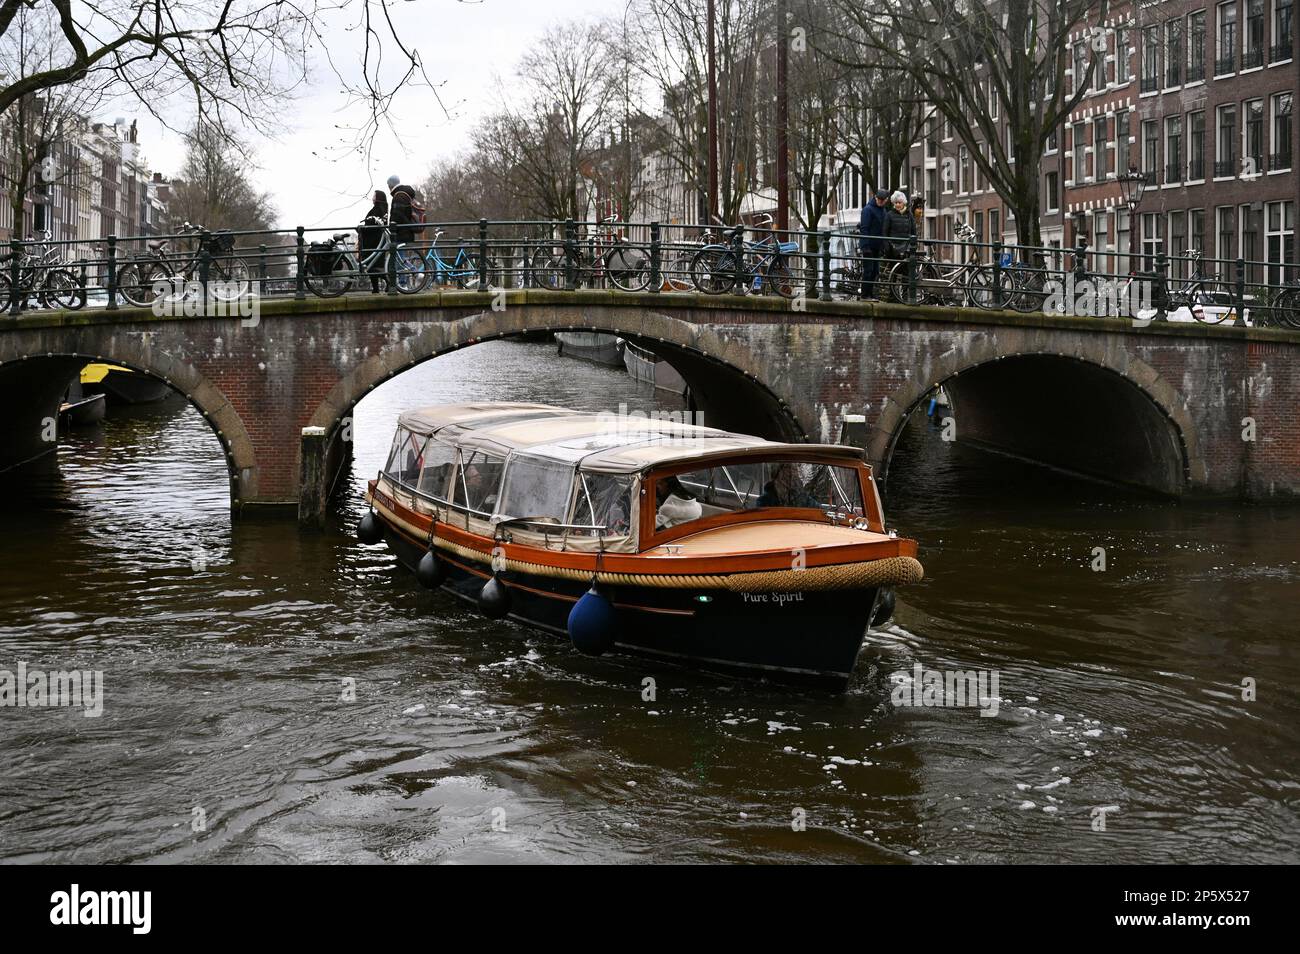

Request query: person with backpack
[
  {"left": 386, "top": 175, "right": 424, "bottom": 245},
  {"left": 359, "top": 190, "right": 388, "bottom": 292}
]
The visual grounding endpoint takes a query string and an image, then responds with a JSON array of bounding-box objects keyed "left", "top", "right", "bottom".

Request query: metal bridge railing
[{"left": 3, "top": 219, "right": 1298, "bottom": 329}]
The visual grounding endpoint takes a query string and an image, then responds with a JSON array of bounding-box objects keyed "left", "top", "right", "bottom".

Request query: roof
[{"left": 395, "top": 403, "right": 865, "bottom": 475}]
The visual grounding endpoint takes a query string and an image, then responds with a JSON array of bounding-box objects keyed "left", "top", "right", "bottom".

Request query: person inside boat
[
  {"left": 655, "top": 476, "right": 702, "bottom": 530},
  {"left": 756, "top": 463, "right": 818, "bottom": 509}
]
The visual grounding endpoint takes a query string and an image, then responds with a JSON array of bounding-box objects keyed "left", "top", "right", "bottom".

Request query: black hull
[
  {"left": 383, "top": 524, "right": 874, "bottom": 690},
  {"left": 83, "top": 370, "right": 172, "bottom": 405},
  {"left": 59, "top": 393, "right": 107, "bottom": 427}
]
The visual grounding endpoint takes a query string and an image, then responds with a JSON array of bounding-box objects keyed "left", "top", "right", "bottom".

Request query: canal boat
[
  {"left": 80, "top": 363, "right": 171, "bottom": 405},
  {"left": 555, "top": 332, "right": 625, "bottom": 368},
  {"left": 622, "top": 340, "right": 688, "bottom": 397},
  {"left": 361, "top": 403, "right": 923, "bottom": 689}
]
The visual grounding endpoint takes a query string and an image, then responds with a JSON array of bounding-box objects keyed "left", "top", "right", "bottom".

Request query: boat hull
[
  {"left": 59, "top": 393, "right": 106, "bottom": 427},
  {"left": 82, "top": 367, "right": 172, "bottom": 405},
  {"left": 555, "top": 332, "right": 625, "bottom": 368},
  {"left": 381, "top": 520, "right": 875, "bottom": 689}
]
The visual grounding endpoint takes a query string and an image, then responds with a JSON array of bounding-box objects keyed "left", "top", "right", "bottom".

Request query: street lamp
[{"left": 1117, "top": 168, "right": 1147, "bottom": 271}]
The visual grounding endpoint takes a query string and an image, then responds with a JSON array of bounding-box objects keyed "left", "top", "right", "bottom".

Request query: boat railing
[{"left": 492, "top": 515, "right": 614, "bottom": 553}]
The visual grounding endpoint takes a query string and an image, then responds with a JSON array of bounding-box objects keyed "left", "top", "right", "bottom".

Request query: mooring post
[{"left": 299, "top": 425, "right": 330, "bottom": 528}]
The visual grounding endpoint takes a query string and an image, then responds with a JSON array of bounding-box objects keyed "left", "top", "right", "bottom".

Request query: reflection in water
[{"left": 0, "top": 340, "right": 1296, "bottom": 863}]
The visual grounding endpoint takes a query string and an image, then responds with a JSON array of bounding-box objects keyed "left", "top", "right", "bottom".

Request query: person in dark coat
[
  {"left": 359, "top": 190, "right": 388, "bottom": 292},
  {"left": 858, "top": 188, "right": 889, "bottom": 299},
  {"left": 387, "top": 174, "right": 420, "bottom": 244},
  {"left": 883, "top": 191, "right": 917, "bottom": 259}
]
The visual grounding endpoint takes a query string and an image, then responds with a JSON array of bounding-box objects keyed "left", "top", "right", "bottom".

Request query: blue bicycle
[{"left": 401, "top": 229, "right": 496, "bottom": 291}]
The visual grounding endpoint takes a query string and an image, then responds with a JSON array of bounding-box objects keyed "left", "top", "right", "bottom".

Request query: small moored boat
[
  {"left": 80, "top": 363, "right": 171, "bottom": 405},
  {"left": 362, "top": 403, "right": 922, "bottom": 689}
]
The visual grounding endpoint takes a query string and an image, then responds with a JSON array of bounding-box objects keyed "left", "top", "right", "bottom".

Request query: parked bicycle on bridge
[{"left": 689, "top": 214, "right": 798, "bottom": 299}]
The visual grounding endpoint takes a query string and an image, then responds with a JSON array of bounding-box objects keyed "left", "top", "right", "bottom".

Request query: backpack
[{"left": 409, "top": 201, "right": 427, "bottom": 235}]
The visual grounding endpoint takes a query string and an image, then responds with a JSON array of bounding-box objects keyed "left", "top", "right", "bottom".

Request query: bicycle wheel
[
  {"left": 608, "top": 248, "right": 650, "bottom": 292},
  {"left": 1274, "top": 286, "right": 1300, "bottom": 328},
  {"left": 763, "top": 259, "right": 796, "bottom": 299},
  {"left": 690, "top": 246, "right": 735, "bottom": 295},
  {"left": 888, "top": 260, "right": 931, "bottom": 305},
  {"left": 1002, "top": 268, "right": 1041, "bottom": 313},
  {"left": 42, "top": 269, "right": 81, "bottom": 310},
  {"left": 394, "top": 248, "right": 429, "bottom": 294},
  {"left": 116, "top": 261, "right": 158, "bottom": 307},
  {"left": 304, "top": 255, "right": 352, "bottom": 298},
  {"left": 531, "top": 250, "right": 564, "bottom": 290}
]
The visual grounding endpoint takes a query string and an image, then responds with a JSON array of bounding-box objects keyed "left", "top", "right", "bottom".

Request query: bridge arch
[
  {"left": 0, "top": 345, "right": 255, "bottom": 501},
  {"left": 869, "top": 341, "right": 1201, "bottom": 496},
  {"left": 305, "top": 303, "right": 806, "bottom": 444}
]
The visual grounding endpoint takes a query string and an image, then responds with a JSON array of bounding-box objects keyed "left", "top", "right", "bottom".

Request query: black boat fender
[
  {"left": 478, "top": 573, "right": 511, "bottom": 619},
  {"left": 567, "top": 579, "right": 616, "bottom": 656},
  {"left": 357, "top": 510, "right": 384, "bottom": 544}
]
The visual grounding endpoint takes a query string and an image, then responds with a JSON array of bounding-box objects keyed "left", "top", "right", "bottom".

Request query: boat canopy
[{"left": 394, "top": 402, "right": 865, "bottom": 475}]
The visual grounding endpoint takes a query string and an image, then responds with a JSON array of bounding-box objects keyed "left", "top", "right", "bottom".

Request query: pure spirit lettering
[{"left": 741, "top": 591, "right": 805, "bottom": 605}]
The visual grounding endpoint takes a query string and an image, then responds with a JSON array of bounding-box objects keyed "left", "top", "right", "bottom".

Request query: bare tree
[
  {"left": 0, "top": 3, "right": 109, "bottom": 235},
  {"left": 166, "top": 122, "right": 276, "bottom": 232},
  {"left": 624, "top": 0, "right": 765, "bottom": 225},
  {"left": 827, "top": 0, "right": 1108, "bottom": 246},
  {"left": 0, "top": 0, "right": 440, "bottom": 150}
]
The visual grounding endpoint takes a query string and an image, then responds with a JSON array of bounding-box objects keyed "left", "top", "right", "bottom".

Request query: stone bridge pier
[{"left": 1, "top": 290, "right": 1297, "bottom": 522}]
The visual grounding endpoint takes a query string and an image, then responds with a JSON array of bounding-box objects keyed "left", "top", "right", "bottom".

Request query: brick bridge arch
[
  {"left": 303, "top": 302, "right": 806, "bottom": 443},
  {"left": 867, "top": 338, "right": 1202, "bottom": 495},
  {"left": 0, "top": 345, "right": 253, "bottom": 495}
]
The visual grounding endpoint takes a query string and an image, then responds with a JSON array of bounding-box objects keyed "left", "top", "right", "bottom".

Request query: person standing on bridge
[
  {"left": 359, "top": 190, "right": 389, "bottom": 292},
  {"left": 387, "top": 175, "right": 421, "bottom": 245},
  {"left": 858, "top": 188, "right": 889, "bottom": 300},
  {"left": 883, "top": 191, "right": 917, "bottom": 263}
]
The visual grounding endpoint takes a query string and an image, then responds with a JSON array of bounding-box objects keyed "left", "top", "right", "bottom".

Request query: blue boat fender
[{"left": 567, "top": 580, "right": 617, "bottom": 655}]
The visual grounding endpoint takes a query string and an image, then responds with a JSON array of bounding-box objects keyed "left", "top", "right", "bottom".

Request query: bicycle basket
[{"left": 209, "top": 230, "right": 236, "bottom": 254}]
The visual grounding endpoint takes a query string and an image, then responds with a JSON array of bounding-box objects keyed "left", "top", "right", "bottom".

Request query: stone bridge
[{"left": 2, "top": 289, "right": 1297, "bottom": 521}]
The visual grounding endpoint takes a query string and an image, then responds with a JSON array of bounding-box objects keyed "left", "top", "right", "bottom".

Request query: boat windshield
[
  {"left": 451, "top": 449, "right": 506, "bottom": 515},
  {"left": 495, "top": 454, "right": 575, "bottom": 524},
  {"left": 571, "top": 473, "right": 634, "bottom": 536},
  {"left": 659, "top": 460, "right": 863, "bottom": 530}
]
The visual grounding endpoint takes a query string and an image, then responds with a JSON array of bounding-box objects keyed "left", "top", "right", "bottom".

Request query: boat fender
[
  {"left": 357, "top": 510, "right": 384, "bottom": 544},
  {"left": 416, "top": 548, "right": 447, "bottom": 589},
  {"left": 478, "top": 573, "right": 511, "bottom": 619},
  {"left": 871, "top": 587, "right": 896, "bottom": 627},
  {"left": 567, "top": 580, "right": 617, "bottom": 656}
]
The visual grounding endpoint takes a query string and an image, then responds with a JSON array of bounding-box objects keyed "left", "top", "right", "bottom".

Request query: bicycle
[
  {"left": 402, "top": 228, "right": 498, "bottom": 292},
  {"left": 302, "top": 220, "right": 424, "bottom": 297},
  {"left": 884, "top": 223, "right": 1002, "bottom": 308},
  {"left": 116, "top": 223, "right": 250, "bottom": 307},
  {"left": 534, "top": 215, "right": 651, "bottom": 292},
  {"left": 0, "top": 230, "right": 81, "bottom": 310},
  {"left": 689, "top": 214, "right": 798, "bottom": 298},
  {"left": 1119, "top": 248, "right": 1234, "bottom": 324}
]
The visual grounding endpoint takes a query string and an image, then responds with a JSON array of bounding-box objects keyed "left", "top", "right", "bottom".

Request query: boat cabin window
[
  {"left": 496, "top": 455, "right": 574, "bottom": 524},
  {"left": 451, "top": 450, "right": 506, "bottom": 515},
  {"left": 416, "top": 440, "right": 457, "bottom": 498},
  {"left": 384, "top": 428, "right": 427, "bottom": 486},
  {"left": 571, "top": 473, "right": 633, "bottom": 536},
  {"left": 660, "top": 460, "right": 863, "bottom": 529}
]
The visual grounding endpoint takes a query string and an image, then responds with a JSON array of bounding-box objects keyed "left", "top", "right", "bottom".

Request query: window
[
  {"left": 1189, "top": 110, "right": 1206, "bottom": 179},
  {"left": 451, "top": 450, "right": 506, "bottom": 515},
  {"left": 416, "top": 440, "right": 458, "bottom": 497},
  {"left": 1074, "top": 41, "right": 1090, "bottom": 94},
  {"left": 1272, "top": 92, "right": 1293, "bottom": 169},
  {"left": 1166, "top": 19, "right": 1184, "bottom": 85},
  {"left": 1142, "top": 213, "right": 1164, "bottom": 270},
  {"left": 1274, "top": 0, "right": 1294, "bottom": 60},
  {"left": 1117, "top": 26, "right": 1132, "bottom": 82},
  {"left": 666, "top": 462, "right": 863, "bottom": 526},
  {"left": 1047, "top": 126, "right": 1059, "bottom": 154},
  {"left": 1265, "top": 200, "right": 1295, "bottom": 284},
  {"left": 1190, "top": 209, "right": 1206, "bottom": 257},
  {"left": 1240, "top": 203, "right": 1262, "bottom": 281},
  {"left": 1169, "top": 210, "right": 1189, "bottom": 278},
  {"left": 1245, "top": 0, "right": 1265, "bottom": 66},
  {"left": 1095, "top": 116, "right": 1110, "bottom": 177},
  {"left": 1075, "top": 122, "right": 1090, "bottom": 179},
  {"left": 1165, "top": 115, "right": 1183, "bottom": 181},
  {"left": 1188, "top": 10, "right": 1208, "bottom": 80},
  {"left": 1142, "top": 25, "right": 1161, "bottom": 90},
  {"left": 571, "top": 473, "right": 633, "bottom": 537},
  {"left": 1094, "top": 210, "right": 1110, "bottom": 255},
  {"left": 1118, "top": 209, "right": 1131, "bottom": 274},
  {"left": 1117, "top": 110, "right": 1132, "bottom": 172},
  {"left": 1245, "top": 98, "right": 1266, "bottom": 171},
  {"left": 958, "top": 145, "right": 970, "bottom": 193},
  {"left": 1217, "top": 1, "right": 1238, "bottom": 73},
  {"left": 1216, "top": 103, "right": 1238, "bottom": 175},
  {"left": 927, "top": 168, "right": 938, "bottom": 203},
  {"left": 989, "top": 82, "right": 999, "bottom": 120},
  {"left": 496, "top": 455, "right": 574, "bottom": 523},
  {"left": 1217, "top": 205, "right": 1236, "bottom": 261},
  {"left": 1046, "top": 171, "right": 1060, "bottom": 213},
  {"left": 1142, "top": 119, "right": 1160, "bottom": 181},
  {"left": 385, "top": 429, "right": 427, "bottom": 486},
  {"left": 973, "top": 210, "right": 984, "bottom": 243}
]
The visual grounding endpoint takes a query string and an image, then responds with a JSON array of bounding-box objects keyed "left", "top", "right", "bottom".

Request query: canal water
[{"left": 1, "top": 339, "right": 1296, "bottom": 864}]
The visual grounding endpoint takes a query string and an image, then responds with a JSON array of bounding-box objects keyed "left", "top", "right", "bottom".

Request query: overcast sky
[{"left": 131, "top": 0, "right": 620, "bottom": 230}]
